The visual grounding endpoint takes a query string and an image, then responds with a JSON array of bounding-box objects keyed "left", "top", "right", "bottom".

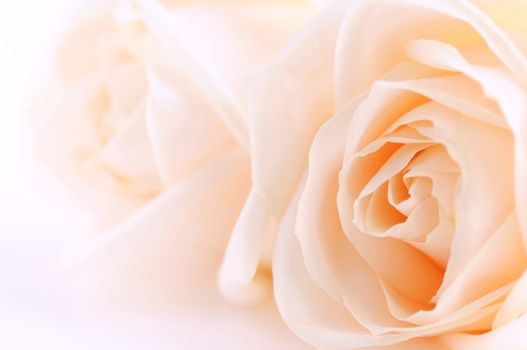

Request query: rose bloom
[
  {"left": 33, "top": 0, "right": 316, "bottom": 348},
  {"left": 223, "top": 0, "right": 527, "bottom": 349}
]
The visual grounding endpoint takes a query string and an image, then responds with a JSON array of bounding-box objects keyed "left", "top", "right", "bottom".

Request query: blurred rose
[
  {"left": 33, "top": 0, "right": 315, "bottom": 348},
  {"left": 223, "top": 0, "right": 527, "bottom": 349}
]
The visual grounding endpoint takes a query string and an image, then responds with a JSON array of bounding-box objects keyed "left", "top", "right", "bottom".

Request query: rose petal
[
  {"left": 97, "top": 100, "right": 160, "bottom": 196},
  {"left": 335, "top": 0, "right": 527, "bottom": 105},
  {"left": 69, "top": 148, "right": 250, "bottom": 308},
  {"left": 145, "top": 41, "right": 236, "bottom": 186},
  {"left": 442, "top": 310, "right": 527, "bottom": 350},
  {"left": 219, "top": 188, "right": 275, "bottom": 305},
  {"left": 493, "top": 269, "right": 527, "bottom": 328},
  {"left": 249, "top": 0, "right": 349, "bottom": 215}
]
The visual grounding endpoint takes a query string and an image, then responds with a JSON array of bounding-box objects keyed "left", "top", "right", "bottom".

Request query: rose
[
  {"left": 35, "top": 0, "right": 312, "bottom": 224},
  {"left": 220, "top": 0, "right": 527, "bottom": 349},
  {"left": 33, "top": 0, "right": 316, "bottom": 348}
]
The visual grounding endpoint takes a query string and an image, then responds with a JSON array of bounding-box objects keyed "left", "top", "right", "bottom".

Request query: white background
[
  {"left": 0, "top": 1, "right": 92, "bottom": 232},
  {"left": 0, "top": 1, "right": 112, "bottom": 348},
  {"left": 0, "top": 0, "right": 86, "bottom": 347},
  {"left": 0, "top": 1, "right": 83, "bottom": 232}
]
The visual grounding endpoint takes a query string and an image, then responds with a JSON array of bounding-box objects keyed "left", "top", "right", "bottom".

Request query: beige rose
[
  {"left": 222, "top": 0, "right": 527, "bottom": 349},
  {"left": 34, "top": 0, "right": 315, "bottom": 348}
]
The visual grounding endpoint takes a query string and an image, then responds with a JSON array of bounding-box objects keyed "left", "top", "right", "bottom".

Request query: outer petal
[
  {"left": 249, "top": 0, "right": 349, "bottom": 216},
  {"left": 69, "top": 149, "right": 249, "bottom": 305},
  {"left": 214, "top": 1, "right": 318, "bottom": 302},
  {"left": 442, "top": 312, "right": 527, "bottom": 350},
  {"left": 493, "top": 269, "right": 527, "bottom": 328},
  {"left": 335, "top": 0, "right": 527, "bottom": 105},
  {"left": 135, "top": 0, "right": 317, "bottom": 152},
  {"left": 144, "top": 38, "right": 236, "bottom": 187}
]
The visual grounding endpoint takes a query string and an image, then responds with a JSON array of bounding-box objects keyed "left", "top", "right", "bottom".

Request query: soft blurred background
[
  {"left": 0, "top": 2, "right": 303, "bottom": 349},
  {"left": 0, "top": 0, "right": 95, "bottom": 348},
  {"left": 0, "top": 1, "right": 185, "bottom": 348}
]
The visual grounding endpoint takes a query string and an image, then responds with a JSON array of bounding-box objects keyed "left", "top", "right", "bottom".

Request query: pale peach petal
[
  {"left": 145, "top": 41, "right": 236, "bottom": 186},
  {"left": 249, "top": 0, "right": 350, "bottom": 215},
  {"left": 274, "top": 176, "right": 371, "bottom": 349},
  {"left": 378, "top": 75, "right": 505, "bottom": 130},
  {"left": 219, "top": 188, "right": 274, "bottom": 305},
  {"left": 296, "top": 96, "right": 365, "bottom": 301},
  {"left": 133, "top": 0, "right": 249, "bottom": 149},
  {"left": 97, "top": 101, "right": 160, "bottom": 196},
  {"left": 338, "top": 243, "right": 413, "bottom": 335},
  {"left": 364, "top": 182, "right": 406, "bottom": 236},
  {"left": 390, "top": 197, "right": 438, "bottom": 242},
  {"left": 379, "top": 240, "right": 514, "bottom": 331},
  {"left": 164, "top": 2, "right": 317, "bottom": 103},
  {"left": 411, "top": 207, "right": 454, "bottom": 267},
  {"left": 335, "top": 0, "right": 527, "bottom": 105},
  {"left": 36, "top": 80, "right": 146, "bottom": 225},
  {"left": 403, "top": 145, "right": 458, "bottom": 218},
  {"left": 431, "top": 213, "right": 526, "bottom": 318},
  {"left": 442, "top": 311, "right": 527, "bottom": 350},
  {"left": 69, "top": 148, "right": 250, "bottom": 307},
  {"left": 493, "top": 269, "right": 527, "bottom": 328},
  {"left": 335, "top": 0, "right": 482, "bottom": 105},
  {"left": 341, "top": 85, "right": 426, "bottom": 163},
  {"left": 389, "top": 174, "right": 431, "bottom": 217},
  {"left": 346, "top": 229, "right": 443, "bottom": 305},
  {"left": 368, "top": 291, "right": 493, "bottom": 346},
  {"left": 358, "top": 143, "right": 431, "bottom": 206}
]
